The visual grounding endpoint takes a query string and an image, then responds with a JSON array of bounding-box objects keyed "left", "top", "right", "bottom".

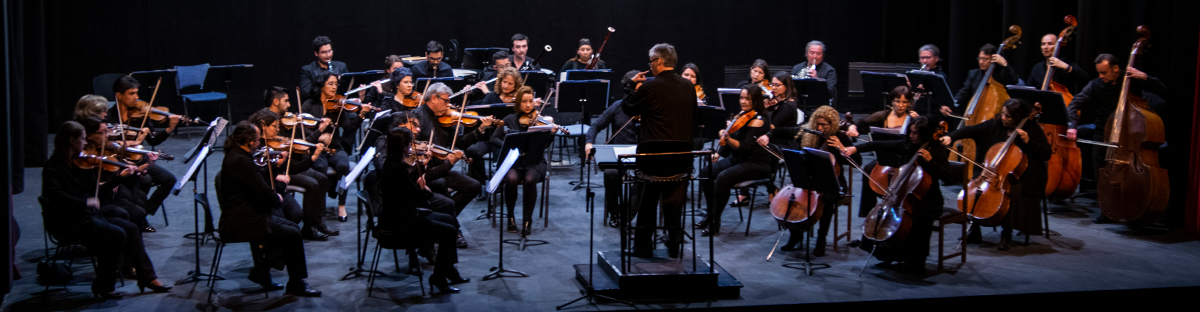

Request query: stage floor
[{"left": 4, "top": 132, "right": 1199, "bottom": 311}]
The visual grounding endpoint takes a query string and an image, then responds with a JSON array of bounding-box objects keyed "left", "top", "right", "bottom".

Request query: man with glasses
[
  {"left": 945, "top": 43, "right": 1019, "bottom": 117},
  {"left": 300, "top": 36, "right": 349, "bottom": 97},
  {"left": 412, "top": 40, "right": 454, "bottom": 79},
  {"left": 917, "top": 44, "right": 947, "bottom": 77},
  {"left": 790, "top": 40, "right": 838, "bottom": 106},
  {"left": 412, "top": 83, "right": 496, "bottom": 215}
]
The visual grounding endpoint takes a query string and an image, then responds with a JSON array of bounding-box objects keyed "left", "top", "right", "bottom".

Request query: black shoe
[
  {"left": 136, "top": 280, "right": 172, "bottom": 293},
  {"left": 1094, "top": 215, "right": 1113, "bottom": 224},
  {"left": 701, "top": 229, "right": 719, "bottom": 237},
  {"left": 302, "top": 227, "right": 328, "bottom": 241},
  {"left": 142, "top": 226, "right": 156, "bottom": 233},
  {"left": 248, "top": 272, "right": 284, "bottom": 291},
  {"left": 337, "top": 216, "right": 347, "bottom": 222},
  {"left": 607, "top": 218, "right": 621, "bottom": 228},
  {"left": 666, "top": 243, "right": 681, "bottom": 258},
  {"left": 998, "top": 236, "right": 1012, "bottom": 251},
  {"left": 522, "top": 221, "right": 532, "bottom": 237},
  {"left": 506, "top": 218, "right": 518, "bottom": 233},
  {"left": 966, "top": 231, "right": 982, "bottom": 244},
  {"left": 446, "top": 270, "right": 471, "bottom": 285},
  {"left": 121, "top": 267, "right": 137, "bottom": 279},
  {"left": 813, "top": 240, "right": 827, "bottom": 257},
  {"left": 285, "top": 281, "right": 322, "bottom": 297},
  {"left": 456, "top": 230, "right": 468, "bottom": 249},
  {"left": 848, "top": 240, "right": 862, "bottom": 248},
  {"left": 316, "top": 224, "right": 339, "bottom": 236},
  {"left": 475, "top": 193, "right": 488, "bottom": 202},
  {"left": 730, "top": 197, "right": 750, "bottom": 207},
  {"left": 429, "top": 274, "right": 460, "bottom": 293},
  {"left": 694, "top": 217, "right": 711, "bottom": 229}
]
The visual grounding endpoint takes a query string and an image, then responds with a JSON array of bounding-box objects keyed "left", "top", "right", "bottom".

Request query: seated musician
[
  {"left": 585, "top": 70, "right": 642, "bottom": 227},
  {"left": 413, "top": 83, "right": 494, "bottom": 214},
  {"left": 561, "top": 38, "right": 607, "bottom": 72},
  {"left": 841, "top": 115, "right": 954, "bottom": 275},
  {"left": 783, "top": 106, "right": 860, "bottom": 256},
  {"left": 302, "top": 72, "right": 360, "bottom": 230},
  {"left": 219, "top": 121, "right": 321, "bottom": 296},
  {"left": 476, "top": 67, "right": 523, "bottom": 105},
  {"left": 696, "top": 84, "right": 773, "bottom": 237},
  {"left": 1026, "top": 34, "right": 1090, "bottom": 93},
  {"left": 76, "top": 116, "right": 152, "bottom": 233},
  {"left": 490, "top": 86, "right": 557, "bottom": 236},
  {"left": 248, "top": 108, "right": 334, "bottom": 241},
  {"left": 1065, "top": 53, "right": 1165, "bottom": 224},
  {"left": 480, "top": 50, "right": 511, "bottom": 82},
  {"left": 735, "top": 59, "right": 771, "bottom": 89},
  {"left": 299, "top": 36, "right": 349, "bottom": 98},
  {"left": 107, "top": 75, "right": 178, "bottom": 232},
  {"left": 681, "top": 62, "right": 707, "bottom": 105},
  {"left": 940, "top": 99, "right": 1051, "bottom": 250},
  {"left": 848, "top": 86, "right": 920, "bottom": 217},
  {"left": 412, "top": 40, "right": 454, "bottom": 79},
  {"left": 43, "top": 120, "right": 172, "bottom": 299},
  {"left": 377, "top": 125, "right": 471, "bottom": 292},
  {"left": 758, "top": 71, "right": 801, "bottom": 150},
  {"left": 791, "top": 40, "right": 838, "bottom": 107},
  {"left": 918, "top": 44, "right": 947, "bottom": 77},
  {"left": 376, "top": 67, "right": 418, "bottom": 112},
  {"left": 509, "top": 33, "right": 540, "bottom": 71},
  {"left": 74, "top": 94, "right": 113, "bottom": 121},
  {"left": 945, "top": 43, "right": 1019, "bottom": 117}
]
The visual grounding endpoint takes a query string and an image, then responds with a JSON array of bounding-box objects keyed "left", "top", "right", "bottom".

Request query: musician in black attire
[
  {"left": 299, "top": 36, "right": 349, "bottom": 98},
  {"left": 480, "top": 51, "right": 511, "bottom": 82},
  {"left": 757, "top": 71, "right": 801, "bottom": 150},
  {"left": 696, "top": 84, "right": 772, "bottom": 237},
  {"left": 561, "top": 38, "right": 607, "bottom": 72},
  {"left": 586, "top": 70, "right": 641, "bottom": 227},
  {"left": 375, "top": 67, "right": 418, "bottom": 113},
  {"left": 848, "top": 86, "right": 920, "bottom": 217},
  {"left": 377, "top": 126, "right": 470, "bottom": 292},
  {"left": 1065, "top": 53, "right": 1166, "bottom": 224},
  {"left": 361, "top": 55, "right": 406, "bottom": 106},
  {"left": 249, "top": 109, "right": 334, "bottom": 240},
  {"left": 735, "top": 59, "right": 770, "bottom": 89},
  {"left": 413, "top": 83, "right": 495, "bottom": 213},
  {"left": 107, "top": 76, "right": 178, "bottom": 231},
  {"left": 509, "top": 33, "right": 540, "bottom": 71},
  {"left": 791, "top": 40, "right": 838, "bottom": 107},
  {"left": 941, "top": 99, "right": 1051, "bottom": 249},
  {"left": 844, "top": 115, "right": 954, "bottom": 275},
  {"left": 219, "top": 121, "right": 321, "bottom": 296},
  {"left": 44, "top": 120, "right": 171, "bottom": 299},
  {"left": 918, "top": 44, "right": 947, "bottom": 77},
  {"left": 622, "top": 43, "right": 695, "bottom": 257},
  {"left": 412, "top": 40, "right": 454, "bottom": 79},
  {"left": 302, "top": 72, "right": 357, "bottom": 231},
  {"left": 491, "top": 86, "right": 557, "bottom": 235},
  {"left": 785, "top": 105, "right": 860, "bottom": 255},
  {"left": 1026, "top": 34, "right": 1091, "bottom": 93},
  {"left": 944, "top": 43, "right": 1019, "bottom": 117}
]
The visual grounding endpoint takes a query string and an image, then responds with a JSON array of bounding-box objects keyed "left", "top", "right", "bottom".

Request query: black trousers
[
  {"left": 138, "top": 162, "right": 177, "bottom": 216},
  {"left": 603, "top": 169, "right": 640, "bottom": 222},
  {"left": 258, "top": 215, "right": 308, "bottom": 280},
  {"left": 503, "top": 167, "right": 545, "bottom": 222},
  {"left": 291, "top": 168, "right": 331, "bottom": 228},
  {"left": 633, "top": 180, "right": 688, "bottom": 253},
  {"left": 314, "top": 150, "right": 351, "bottom": 206},
  {"left": 426, "top": 193, "right": 457, "bottom": 216},
  {"left": 109, "top": 189, "right": 149, "bottom": 229},
  {"left": 75, "top": 214, "right": 157, "bottom": 293},
  {"left": 786, "top": 194, "right": 837, "bottom": 246},
  {"left": 465, "top": 141, "right": 492, "bottom": 185},
  {"left": 426, "top": 212, "right": 460, "bottom": 274},
  {"left": 429, "top": 171, "right": 481, "bottom": 215},
  {"left": 700, "top": 158, "right": 773, "bottom": 231}
]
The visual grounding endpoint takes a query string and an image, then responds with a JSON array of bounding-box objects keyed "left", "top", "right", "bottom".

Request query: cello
[
  {"left": 863, "top": 121, "right": 947, "bottom": 244},
  {"left": 949, "top": 25, "right": 1022, "bottom": 182},
  {"left": 1097, "top": 26, "right": 1169, "bottom": 223},
  {"left": 1039, "top": 15, "right": 1083, "bottom": 199},
  {"left": 958, "top": 103, "right": 1041, "bottom": 226}
]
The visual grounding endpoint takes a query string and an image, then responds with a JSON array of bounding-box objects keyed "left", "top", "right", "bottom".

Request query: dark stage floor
[{"left": 4, "top": 129, "right": 1200, "bottom": 311}]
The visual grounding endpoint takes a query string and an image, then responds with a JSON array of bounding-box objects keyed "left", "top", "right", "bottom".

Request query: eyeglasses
[
  {"left": 919, "top": 56, "right": 935, "bottom": 60},
  {"left": 648, "top": 58, "right": 659, "bottom": 68},
  {"left": 769, "top": 83, "right": 784, "bottom": 88},
  {"left": 436, "top": 96, "right": 450, "bottom": 102}
]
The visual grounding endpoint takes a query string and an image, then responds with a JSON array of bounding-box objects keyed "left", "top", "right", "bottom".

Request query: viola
[
  {"left": 281, "top": 112, "right": 320, "bottom": 129},
  {"left": 324, "top": 95, "right": 379, "bottom": 114},
  {"left": 400, "top": 91, "right": 422, "bottom": 109},
  {"left": 128, "top": 100, "right": 205, "bottom": 125},
  {"left": 101, "top": 142, "right": 173, "bottom": 162},
  {"left": 519, "top": 111, "right": 568, "bottom": 134},
  {"left": 720, "top": 110, "right": 756, "bottom": 146},
  {"left": 958, "top": 104, "right": 1040, "bottom": 226},
  {"left": 266, "top": 137, "right": 322, "bottom": 155},
  {"left": 107, "top": 123, "right": 149, "bottom": 146},
  {"left": 437, "top": 110, "right": 504, "bottom": 128},
  {"left": 1096, "top": 26, "right": 1169, "bottom": 223},
  {"left": 863, "top": 121, "right": 947, "bottom": 244},
  {"left": 1039, "top": 15, "right": 1083, "bottom": 199},
  {"left": 949, "top": 25, "right": 1021, "bottom": 182},
  {"left": 73, "top": 152, "right": 132, "bottom": 172}
]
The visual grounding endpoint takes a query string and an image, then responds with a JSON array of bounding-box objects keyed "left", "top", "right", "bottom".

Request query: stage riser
[{"left": 574, "top": 264, "right": 742, "bottom": 300}]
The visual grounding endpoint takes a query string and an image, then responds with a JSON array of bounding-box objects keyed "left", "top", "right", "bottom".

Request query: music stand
[
  {"left": 792, "top": 78, "right": 831, "bottom": 113},
  {"left": 172, "top": 144, "right": 224, "bottom": 285},
  {"left": 338, "top": 147, "right": 386, "bottom": 280},
  {"left": 557, "top": 147, "right": 635, "bottom": 310},
  {"left": 716, "top": 88, "right": 742, "bottom": 117},
  {"left": 415, "top": 77, "right": 471, "bottom": 96},
  {"left": 906, "top": 70, "right": 954, "bottom": 116},
  {"left": 563, "top": 69, "right": 612, "bottom": 82},
  {"left": 180, "top": 118, "right": 226, "bottom": 239},
  {"left": 462, "top": 47, "right": 509, "bottom": 70},
  {"left": 867, "top": 129, "right": 907, "bottom": 167},
  {"left": 696, "top": 106, "right": 728, "bottom": 149},
  {"left": 780, "top": 147, "right": 839, "bottom": 275},
  {"left": 1005, "top": 85, "right": 1067, "bottom": 126},
  {"left": 183, "top": 117, "right": 228, "bottom": 163},
  {"left": 483, "top": 148, "right": 529, "bottom": 280},
  {"left": 860, "top": 71, "right": 909, "bottom": 111},
  {"left": 340, "top": 70, "right": 387, "bottom": 98},
  {"left": 521, "top": 70, "right": 552, "bottom": 96},
  {"left": 494, "top": 130, "right": 552, "bottom": 250},
  {"left": 558, "top": 80, "right": 610, "bottom": 188}
]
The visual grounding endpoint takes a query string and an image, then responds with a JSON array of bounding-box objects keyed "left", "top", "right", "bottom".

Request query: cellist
[
  {"left": 943, "top": 44, "right": 1020, "bottom": 117},
  {"left": 1065, "top": 53, "right": 1166, "bottom": 224},
  {"left": 1026, "top": 33, "right": 1091, "bottom": 94},
  {"left": 939, "top": 99, "right": 1051, "bottom": 250},
  {"left": 841, "top": 115, "right": 955, "bottom": 275},
  {"left": 785, "top": 105, "right": 861, "bottom": 256}
]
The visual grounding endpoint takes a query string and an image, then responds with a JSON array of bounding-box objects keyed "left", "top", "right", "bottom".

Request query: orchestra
[{"left": 37, "top": 19, "right": 1189, "bottom": 304}]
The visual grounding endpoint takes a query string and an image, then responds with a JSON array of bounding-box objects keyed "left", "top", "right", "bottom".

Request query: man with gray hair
[
  {"left": 918, "top": 44, "right": 946, "bottom": 77},
  {"left": 413, "top": 82, "right": 496, "bottom": 217},
  {"left": 622, "top": 43, "right": 695, "bottom": 258},
  {"left": 791, "top": 40, "right": 838, "bottom": 111}
]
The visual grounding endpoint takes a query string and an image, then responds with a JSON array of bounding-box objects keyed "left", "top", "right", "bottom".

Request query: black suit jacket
[
  {"left": 218, "top": 146, "right": 283, "bottom": 243},
  {"left": 790, "top": 61, "right": 838, "bottom": 106},
  {"left": 620, "top": 69, "right": 696, "bottom": 144},
  {"left": 299, "top": 60, "right": 349, "bottom": 97},
  {"left": 411, "top": 60, "right": 454, "bottom": 79}
]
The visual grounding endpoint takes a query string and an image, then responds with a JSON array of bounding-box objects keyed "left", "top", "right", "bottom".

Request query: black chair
[
  {"left": 731, "top": 179, "right": 773, "bottom": 236},
  {"left": 36, "top": 196, "right": 105, "bottom": 296},
  {"left": 206, "top": 172, "right": 269, "bottom": 303},
  {"left": 361, "top": 187, "right": 426, "bottom": 297}
]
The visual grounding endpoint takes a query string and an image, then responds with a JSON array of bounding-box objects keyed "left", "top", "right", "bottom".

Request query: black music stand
[
  {"left": 1006, "top": 86, "right": 1067, "bottom": 126},
  {"left": 172, "top": 144, "right": 223, "bottom": 285},
  {"left": 868, "top": 130, "right": 907, "bottom": 167},
  {"left": 129, "top": 69, "right": 176, "bottom": 99},
  {"left": 557, "top": 147, "right": 634, "bottom": 310},
  {"left": 558, "top": 80, "right": 610, "bottom": 189},
  {"left": 793, "top": 78, "right": 831, "bottom": 114},
  {"left": 696, "top": 106, "right": 728, "bottom": 150},
  {"left": 716, "top": 88, "right": 742, "bottom": 117},
  {"left": 462, "top": 47, "right": 509, "bottom": 70},
  {"left": 906, "top": 70, "right": 954, "bottom": 116},
  {"left": 564, "top": 69, "right": 612, "bottom": 82},
  {"left": 482, "top": 148, "right": 528, "bottom": 281},
  {"left": 183, "top": 117, "right": 228, "bottom": 163},
  {"left": 339, "top": 147, "right": 386, "bottom": 281},
  {"left": 340, "top": 70, "right": 387, "bottom": 98},
  {"left": 415, "top": 77, "right": 471, "bottom": 96},
  {"left": 494, "top": 130, "right": 552, "bottom": 251},
  {"left": 780, "top": 148, "right": 839, "bottom": 276},
  {"left": 860, "top": 71, "right": 909, "bottom": 111},
  {"left": 521, "top": 70, "right": 552, "bottom": 96}
]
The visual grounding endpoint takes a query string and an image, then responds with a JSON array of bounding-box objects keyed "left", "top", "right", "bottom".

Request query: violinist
[
  {"left": 791, "top": 40, "right": 838, "bottom": 106},
  {"left": 735, "top": 59, "right": 771, "bottom": 89},
  {"left": 413, "top": 82, "right": 493, "bottom": 213},
  {"left": 302, "top": 72, "right": 358, "bottom": 224},
  {"left": 42, "top": 120, "right": 171, "bottom": 299},
  {"left": 83, "top": 117, "right": 153, "bottom": 233},
  {"left": 377, "top": 67, "right": 418, "bottom": 112},
  {"left": 849, "top": 86, "right": 920, "bottom": 217},
  {"left": 299, "top": 36, "right": 349, "bottom": 98},
  {"left": 946, "top": 44, "right": 1019, "bottom": 116},
  {"left": 412, "top": 40, "right": 454, "bottom": 79},
  {"left": 696, "top": 84, "right": 772, "bottom": 237},
  {"left": 841, "top": 115, "right": 954, "bottom": 275},
  {"left": 1026, "top": 34, "right": 1090, "bottom": 93},
  {"left": 1065, "top": 53, "right": 1166, "bottom": 224},
  {"left": 561, "top": 38, "right": 607, "bottom": 72},
  {"left": 74, "top": 94, "right": 112, "bottom": 121},
  {"left": 218, "top": 121, "right": 321, "bottom": 296},
  {"left": 491, "top": 86, "right": 557, "bottom": 235},
  {"left": 248, "top": 109, "right": 335, "bottom": 241},
  {"left": 783, "top": 106, "right": 860, "bottom": 256},
  {"left": 681, "top": 62, "right": 706, "bottom": 105},
  {"left": 940, "top": 99, "right": 1051, "bottom": 250},
  {"left": 757, "top": 71, "right": 801, "bottom": 150},
  {"left": 585, "top": 70, "right": 642, "bottom": 227},
  {"left": 509, "top": 33, "right": 540, "bottom": 71},
  {"left": 107, "top": 76, "right": 179, "bottom": 224}
]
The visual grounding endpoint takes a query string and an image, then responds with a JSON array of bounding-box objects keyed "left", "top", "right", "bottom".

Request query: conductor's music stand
[
  {"left": 780, "top": 147, "right": 839, "bottom": 275},
  {"left": 558, "top": 79, "right": 610, "bottom": 189},
  {"left": 792, "top": 78, "right": 831, "bottom": 114},
  {"left": 906, "top": 70, "right": 954, "bottom": 116}
]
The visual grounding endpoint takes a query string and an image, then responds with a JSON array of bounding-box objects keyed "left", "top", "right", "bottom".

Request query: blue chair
[{"left": 175, "top": 64, "right": 228, "bottom": 139}]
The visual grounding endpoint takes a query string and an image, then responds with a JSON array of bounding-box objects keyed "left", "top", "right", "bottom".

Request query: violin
[
  {"left": 73, "top": 152, "right": 131, "bottom": 172},
  {"left": 519, "top": 111, "right": 568, "bottom": 134},
  {"left": 949, "top": 25, "right": 1021, "bottom": 181},
  {"left": 266, "top": 137, "right": 322, "bottom": 155},
  {"left": 281, "top": 112, "right": 320, "bottom": 129},
  {"left": 720, "top": 110, "right": 756, "bottom": 146},
  {"left": 759, "top": 80, "right": 774, "bottom": 99},
  {"left": 400, "top": 91, "right": 422, "bottom": 109},
  {"left": 959, "top": 104, "right": 1040, "bottom": 226},
  {"left": 437, "top": 110, "right": 504, "bottom": 128},
  {"left": 128, "top": 100, "right": 205, "bottom": 125},
  {"left": 1039, "top": 15, "right": 1083, "bottom": 199},
  {"left": 324, "top": 95, "right": 379, "bottom": 114},
  {"left": 499, "top": 93, "right": 516, "bottom": 103},
  {"left": 106, "top": 123, "right": 149, "bottom": 146},
  {"left": 694, "top": 85, "right": 707, "bottom": 103},
  {"left": 1096, "top": 26, "right": 1169, "bottom": 223},
  {"left": 863, "top": 121, "right": 947, "bottom": 244},
  {"left": 100, "top": 142, "right": 174, "bottom": 162},
  {"left": 252, "top": 147, "right": 286, "bottom": 167}
]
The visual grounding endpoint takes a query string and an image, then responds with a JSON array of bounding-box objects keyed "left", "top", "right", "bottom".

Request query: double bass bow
[
  {"left": 1096, "top": 26, "right": 1169, "bottom": 223},
  {"left": 1039, "top": 15, "right": 1083, "bottom": 199},
  {"left": 958, "top": 103, "right": 1041, "bottom": 226},
  {"left": 949, "top": 25, "right": 1022, "bottom": 181}
]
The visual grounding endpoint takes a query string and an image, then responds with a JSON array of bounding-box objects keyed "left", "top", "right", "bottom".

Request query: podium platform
[{"left": 572, "top": 249, "right": 743, "bottom": 300}]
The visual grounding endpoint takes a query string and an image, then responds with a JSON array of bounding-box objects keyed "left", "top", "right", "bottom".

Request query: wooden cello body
[
  {"left": 950, "top": 25, "right": 1022, "bottom": 182},
  {"left": 959, "top": 104, "right": 1039, "bottom": 226},
  {"left": 770, "top": 185, "right": 823, "bottom": 229},
  {"left": 1040, "top": 15, "right": 1084, "bottom": 199},
  {"left": 863, "top": 122, "right": 946, "bottom": 244},
  {"left": 1097, "top": 26, "right": 1169, "bottom": 222}
]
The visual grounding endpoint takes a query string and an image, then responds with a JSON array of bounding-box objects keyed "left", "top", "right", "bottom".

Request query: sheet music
[
  {"left": 488, "top": 148, "right": 521, "bottom": 194},
  {"left": 206, "top": 117, "right": 229, "bottom": 144},
  {"left": 528, "top": 125, "right": 556, "bottom": 132},
  {"left": 869, "top": 126, "right": 905, "bottom": 136},
  {"left": 173, "top": 145, "right": 211, "bottom": 194},
  {"left": 613, "top": 146, "right": 637, "bottom": 163},
  {"left": 342, "top": 147, "right": 375, "bottom": 190}
]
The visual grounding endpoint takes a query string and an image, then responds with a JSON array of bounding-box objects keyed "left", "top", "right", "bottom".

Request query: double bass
[
  {"left": 1040, "top": 15, "right": 1083, "bottom": 199},
  {"left": 863, "top": 121, "right": 947, "bottom": 244},
  {"left": 949, "top": 25, "right": 1022, "bottom": 181},
  {"left": 959, "top": 104, "right": 1041, "bottom": 226},
  {"left": 1097, "top": 26, "right": 1168, "bottom": 223}
]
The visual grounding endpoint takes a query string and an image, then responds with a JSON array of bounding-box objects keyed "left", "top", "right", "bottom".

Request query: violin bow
[
  {"left": 295, "top": 87, "right": 308, "bottom": 141},
  {"left": 136, "top": 78, "right": 164, "bottom": 131},
  {"left": 449, "top": 89, "right": 471, "bottom": 150}
]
